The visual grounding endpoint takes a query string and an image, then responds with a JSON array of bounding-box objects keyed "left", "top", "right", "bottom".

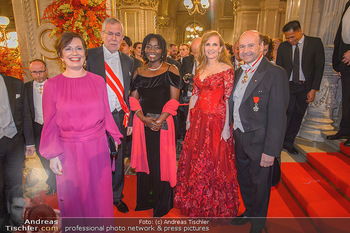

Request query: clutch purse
[
  {"left": 106, "top": 131, "right": 117, "bottom": 165},
  {"left": 146, "top": 113, "right": 168, "bottom": 130}
]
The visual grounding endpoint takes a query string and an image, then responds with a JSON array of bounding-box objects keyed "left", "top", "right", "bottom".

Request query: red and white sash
[{"left": 105, "top": 62, "right": 130, "bottom": 127}]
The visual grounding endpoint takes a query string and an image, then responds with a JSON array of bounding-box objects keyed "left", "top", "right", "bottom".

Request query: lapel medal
[
  {"left": 242, "top": 74, "right": 248, "bottom": 84},
  {"left": 253, "top": 97, "right": 259, "bottom": 112}
]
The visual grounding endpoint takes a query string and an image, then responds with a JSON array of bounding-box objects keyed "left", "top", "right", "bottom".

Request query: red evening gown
[{"left": 174, "top": 68, "right": 239, "bottom": 217}]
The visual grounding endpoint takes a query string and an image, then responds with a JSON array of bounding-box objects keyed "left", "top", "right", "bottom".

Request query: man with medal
[{"left": 229, "top": 30, "right": 289, "bottom": 233}]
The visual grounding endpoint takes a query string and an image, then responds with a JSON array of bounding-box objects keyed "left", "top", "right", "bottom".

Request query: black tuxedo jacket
[
  {"left": 178, "top": 55, "right": 195, "bottom": 94},
  {"left": 86, "top": 46, "right": 135, "bottom": 126},
  {"left": 2, "top": 74, "right": 34, "bottom": 145},
  {"left": 24, "top": 81, "right": 35, "bottom": 121},
  {"left": 130, "top": 55, "right": 143, "bottom": 72},
  {"left": 229, "top": 57, "right": 290, "bottom": 157},
  {"left": 333, "top": 1, "right": 350, "bottom": 72},
  {"left": 179, "top": 55, "right": 195, "bottom": 78},
  {"left": 276, "top": 35, "right": 325, "bottom": 92}
]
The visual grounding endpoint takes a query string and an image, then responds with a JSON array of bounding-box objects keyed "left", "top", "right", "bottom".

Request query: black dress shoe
[
  {"left": 45, "top": 186, "right": 57, "bottom": 195},
  {"left": 344, "top": 138, "right": 350, "bottom": 147},
  {"left": 250, "top": 226, "right": 268, "bottom": 233},
  {"left": 326, "top": 133, "right": 349, "bottom": 140},
  {"left": 114, "top": 200, "right": 129, "bottom": 213},
  {"left": 231, "top": 213, "right": 251, "bottom": 225},
  {"left": 283, "top": 146, "right": 298, "bottom": 154}
]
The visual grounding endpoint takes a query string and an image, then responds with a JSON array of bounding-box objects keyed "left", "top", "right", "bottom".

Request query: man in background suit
[
  {"left": 0, "top": 73, "right": 35, "bottom": 220},
  {"left": 24, "top": 59, "right": 56, "bottom": 195},
  {"left": 276, "top": 20, "right": 325, "bottom": 154},
  {"left": 232, "top": 40, "right": 242, "bottom": 70},
  {"left": 86, "top": 17, "right": 133, "bottom": 213},
  {"left": 229, "top": 30, "right": 289, "bottom": 233},
  {"left": 177, "top": 37, "right": 201, "bottom": 139},
  {"left": 119, "top": 35, "right": 143, "bottom": 70},
  {"left": 327, "top": 0, "right": 350, "bottom": 146}
]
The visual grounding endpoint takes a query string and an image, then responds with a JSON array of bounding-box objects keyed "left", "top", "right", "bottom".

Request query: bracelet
[{"left": 135, "top": 110, "right": 140, "bottom": 115}]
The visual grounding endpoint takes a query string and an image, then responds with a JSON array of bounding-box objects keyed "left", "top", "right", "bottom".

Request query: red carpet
[
  {"left": 39, "top": 175, "right": 325, "bottom": 232},
  {"left": 307, "top": 152, "right": 350, "bottom": 197},
  {"left": 340, "top": 142, "right": 350, "bottom": 157},
  {"left": 281, "top": 162, "right": 350, "bottom": 217},
  {"left": 39, "top": 175, "right": 304, "bottom": 218}
]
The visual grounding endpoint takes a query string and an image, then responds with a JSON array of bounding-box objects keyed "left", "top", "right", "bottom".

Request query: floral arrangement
[
  {"left": 0, "top": 29, "right": 23, "bottom": 80},
  {"left": 42, "top": 0, "right": 109, "bottom": 48}
]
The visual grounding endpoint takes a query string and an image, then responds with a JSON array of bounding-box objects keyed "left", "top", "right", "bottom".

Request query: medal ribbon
[
  {"left": 253, "top": 97, "right": 259, "bottom": 104},
  {"left": 244, "top": 53, "right": 263, "bottom": 77},
  {"left": 105, "top": 62, "right": 130, "bottom": 127}
]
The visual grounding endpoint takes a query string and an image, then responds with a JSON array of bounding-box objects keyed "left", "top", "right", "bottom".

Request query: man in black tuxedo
[
  {"left": 177, "top": 37, "right": 201, "bottom": 138},
  {"left": 24, "top": 59, "right": 56, "bottom": 195},
  {"left": 86, "top": 17, "right": 134, "bottom": 213},
  {"left": 276, "top": 20, "right": 325, "bottom": 154},
  {"left": 0, "top": 73, "right": 35, "bottom": 220},
  {"left": 327, "top": 0, "right": 350, "bottom": 146},
  {"left": 229, "top": 30, "right": 289, "bottom": 233}
]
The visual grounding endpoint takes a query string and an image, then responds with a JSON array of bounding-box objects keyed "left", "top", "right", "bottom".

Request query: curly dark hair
[
  {"left": 262, "top": 34, "right": 275, "bottom": 62},
  {"left": 141, "top": 34, "right": 167, "bottom": 64}
]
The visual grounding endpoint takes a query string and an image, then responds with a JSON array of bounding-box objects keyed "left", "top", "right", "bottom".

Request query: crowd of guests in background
[{"left": 3, "top": 6, "right": 350, "bottom": 231}]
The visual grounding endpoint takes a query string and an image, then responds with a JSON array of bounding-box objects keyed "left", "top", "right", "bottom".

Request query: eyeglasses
[
  {"left": 30, "top": 71, "right": 46, "bottom": 75},
  {"left": 103, "top": 31, "right": 122, "bottom": 38}
]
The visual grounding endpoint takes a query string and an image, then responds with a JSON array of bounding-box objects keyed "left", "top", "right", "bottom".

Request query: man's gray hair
[{"left": 102, "top": 17, "right": 124, "bottom": 34}]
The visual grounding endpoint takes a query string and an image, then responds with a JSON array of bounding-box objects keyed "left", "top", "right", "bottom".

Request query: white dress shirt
[
  {"left": 290, "top": 35, "right": 306, "bottom": 82},
  {"left": 0, "top": 74, "right": 17, "bottom": 139},
  {"left": 33, "top": 80, "right": 46, "bottom": 125},
  {"left": 233, "top": 56, "right": 263, "bottom": 132},
  {"left": 103, "top": 45, "right": 124, "bottom": 112},
  {"left": 342, "top": 6, "right": 350, "bottom": 44}
]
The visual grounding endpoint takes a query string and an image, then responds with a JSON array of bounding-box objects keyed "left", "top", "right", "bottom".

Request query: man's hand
[
  {"left": 342, "top": 50, "right": 350, "bottom": 65},
  {"left": 25, "top": 146, "right": 35, "bottom": 156},
  {"left": 260, "top": 153, "right": 274, "bottom": 167},
  {"left": 307, "top": 89, "right": 316, "bottom": 103},
  {"left": 127, "top": 127, "right": 132, "bottom": 136}
]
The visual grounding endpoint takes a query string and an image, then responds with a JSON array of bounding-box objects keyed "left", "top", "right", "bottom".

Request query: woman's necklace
[{"left": 148, "top": 62, "right": 163, "bottom": 71}]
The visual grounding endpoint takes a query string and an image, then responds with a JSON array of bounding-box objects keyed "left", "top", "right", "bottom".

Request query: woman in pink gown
[
  {"left": 174, "top": 31, "right": 240, "bottom": 217},
  {"left": 39, "top": 31, "right": 122, "bottom": 217}
]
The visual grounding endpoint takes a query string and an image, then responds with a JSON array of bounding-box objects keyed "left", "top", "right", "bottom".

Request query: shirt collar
[
  {"left": 103, "top": 45, "right": 120, "bottom": 60},
  {"left": 296, "top": 35, "right": 305, "bottom": 46},
  {"left": 34, "top": 80, "right": 46, "bottom": 88}
]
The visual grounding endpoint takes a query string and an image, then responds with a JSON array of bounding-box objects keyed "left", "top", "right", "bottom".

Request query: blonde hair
[{"left": 197, "top": 31, "right": 232, "bottom": 73}]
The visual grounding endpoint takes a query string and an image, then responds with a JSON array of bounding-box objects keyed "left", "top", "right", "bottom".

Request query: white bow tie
[
  {"left": 240, "top": 64, "right": 252, "bottom": 71},
  {"left": 106, "top": 52, "right": 119, "bottom": 60}
]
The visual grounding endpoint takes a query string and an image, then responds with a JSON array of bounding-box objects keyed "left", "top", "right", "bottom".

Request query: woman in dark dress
[{"left": 129, "top": 34, "right": 181, "bottom": 217}]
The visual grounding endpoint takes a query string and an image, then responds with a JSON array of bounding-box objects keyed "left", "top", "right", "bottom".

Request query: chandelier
[
  {"left": 183, "top": 0, "right": 210, "bottom": 15},
  {"left": 0, "top": 16, "right": 18, "bottom": 48}
]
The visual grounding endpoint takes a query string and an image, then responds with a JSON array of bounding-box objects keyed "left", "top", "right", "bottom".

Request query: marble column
[
  {"left": 11, "top": 0, "right": 60, "bottom": 81},
  {"left": 115, "top": 0, "right": 158, "bottom": 43},
  {"left": 286, "top": 0, "right": 347, "bottom": 141},
  {"left": 258, "top": 0, "right": 286, "bottom": 39},
  {"left": 232, "top": 0, "right": 286, "bottom": 41}
]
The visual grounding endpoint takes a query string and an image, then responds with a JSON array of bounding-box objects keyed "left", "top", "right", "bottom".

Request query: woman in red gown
[{"left": 174, "top": 31, "right": 239, "bottom": 217}]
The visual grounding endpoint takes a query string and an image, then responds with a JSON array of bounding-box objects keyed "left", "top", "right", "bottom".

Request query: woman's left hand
[
  {"left": 221, "top": 125, "right": 230, "bottom": 141},
  {"left": 153, "top": 120, "right": 162, "bottom": 131}
]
